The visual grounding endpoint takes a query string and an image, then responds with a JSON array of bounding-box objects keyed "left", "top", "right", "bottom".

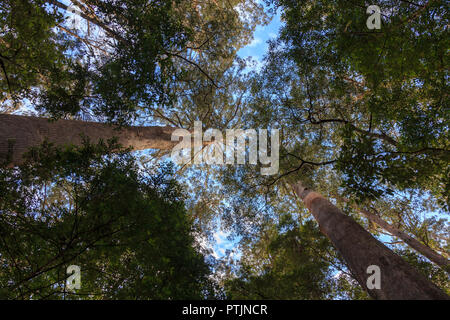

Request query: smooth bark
[
  {"left": 340, "top": 197, "right": 450, "bottom": 273},
  {"left": 0, "top": 114, "right": 179, "bottom": 166},
  {"left": 292, "top": 182, "right": 449, "bottom": 300}
]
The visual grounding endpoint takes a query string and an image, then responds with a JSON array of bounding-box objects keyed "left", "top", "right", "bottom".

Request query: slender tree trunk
[
  {"left": 292, "top": 182, "right": 449, "bottom": 300},
  {"left": 339, "top": 197, "right": 450, "bottom": 272},
  {"left": 0, "top": 114, "right": 179, "bottom": 166}
]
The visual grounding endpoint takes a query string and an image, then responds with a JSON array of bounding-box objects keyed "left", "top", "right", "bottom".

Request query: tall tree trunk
[
  {"left": 0, "top": 114, "right": 179, "bottom": 166},
  {"left": 338, "top": 196, "right": 450, "bottom": 273},
  {"left": 292, "top": 182, "right": 449, "bottom": 300}
]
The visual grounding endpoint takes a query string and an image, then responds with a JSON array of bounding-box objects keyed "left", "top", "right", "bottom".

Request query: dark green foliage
[
  {"left": 224, "top": 219, "right": 337, "bottom": 299},
  {"left": 1, "top": 0, "right": 448, "bottom": 300},
  {"left": 1, "top": 0, "right": 266, "bottom": 125},
  {"left": 261, "top": 0, "right": 449, "bottom": 208},
  {"left": 1, "top": 0, "right": 193, "bottom": 122},
  {"left": 0, "top": 0, "right": 70, "bottom": 110},
  {"left": 394, "top": 248, "right": 450, "bottom": 295},
  {"left": 215, "top": 1, "right": 449, "bottom": 299},
  {"left": 0, "top": 140, "right": 214, "bottom": 299}
]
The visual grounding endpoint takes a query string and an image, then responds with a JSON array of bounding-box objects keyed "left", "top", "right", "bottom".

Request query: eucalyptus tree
[
  {"left": 0, "top": 140, "right": 215, "bottom": 299},
  {"left": 215, "top": 0, "right": 449, "bottom": 298},
  {"left": 337, "top": 194, "right": 449, "bottom": 270},
  {"left": 1, "top": 0, "right": 448, "bottom": 300},
  {"left": 0, "top": 0, "right": 266, "bottom": 163},
  {"left": 0, "top": 0, "right": 266, "bottom": 299},
  {"left": 291, "top": 182, "right": 447, "bottom": 299},
  {"left": 224, "top": 219, "right": 346, "bottom": 300},
  {"left": 269, "top": 0, "right": 449, "bottom": 207}
]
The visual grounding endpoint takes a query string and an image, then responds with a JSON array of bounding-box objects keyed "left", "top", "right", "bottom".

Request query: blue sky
[
  {"left": 208, "top": 10, "right": 426, "bottom": 260},
  {"left": 210, "top": 12, "right": 284, "bottom": 260},
  {"left": 47, "top": 1, "right": 285, "bottom": 262},
  {"left": 237, "top": 12, "right": 282, "bottom": 70}
]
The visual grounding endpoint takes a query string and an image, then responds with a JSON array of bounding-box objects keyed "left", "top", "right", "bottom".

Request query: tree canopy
[
  {"left": 0, "top": 0, "right": 448, "bottom": 299},
  {"left": 0, "top": 139, "right": 216, "bottom": 299}
]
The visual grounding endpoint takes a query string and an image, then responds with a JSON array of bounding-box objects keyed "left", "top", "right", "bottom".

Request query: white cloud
[
  {"left": 248, "top": 37, "right": 263, "bottom": 47},
  {"left": 214, "top": 230, "right": 228, "bottom": 245}
]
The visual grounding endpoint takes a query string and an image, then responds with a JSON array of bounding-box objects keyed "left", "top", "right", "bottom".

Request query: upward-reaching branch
[
  {"left": 47, "top": 1, "right": 220, "bottom": 88},
  {"left": 47, "top": 0, "right": 125, "bottom": 42},
  {"left": 0, "top": 114, "right": 180, "bottom": 166},
  {"left": 336, "top": 196, "right": 450, "bottom": 273},
  {"left": 291, "top": 181, "right": 448, "bottom": 300}
]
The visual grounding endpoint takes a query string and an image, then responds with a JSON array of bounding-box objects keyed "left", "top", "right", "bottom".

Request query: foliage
[
  {"left": 394, "top": 248, "right": 450, "bottom": 295},
  {"left": 262, "top": 0, "right": 449, "bottom": 207},
  {"left": 0, "top": 140, "right": 215, "bottom": 299},
  {"left": 0, "top": 0, "right": 448, "bottom": 300},
  {"left": 225, "top": 218, "right": 345, "bottom": 300}
]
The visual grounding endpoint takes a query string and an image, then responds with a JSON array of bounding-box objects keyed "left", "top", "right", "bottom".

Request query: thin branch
[
  {"left": 47, "top": 0, "right": 125, "bottom": 43},
  {"left": 167, "top": 51, "right": 219, "bottom": 88}
]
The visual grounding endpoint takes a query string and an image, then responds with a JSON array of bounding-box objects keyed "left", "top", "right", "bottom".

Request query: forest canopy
[{"left": 0, "top": 0, "right": 448, "bottom": 300}]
